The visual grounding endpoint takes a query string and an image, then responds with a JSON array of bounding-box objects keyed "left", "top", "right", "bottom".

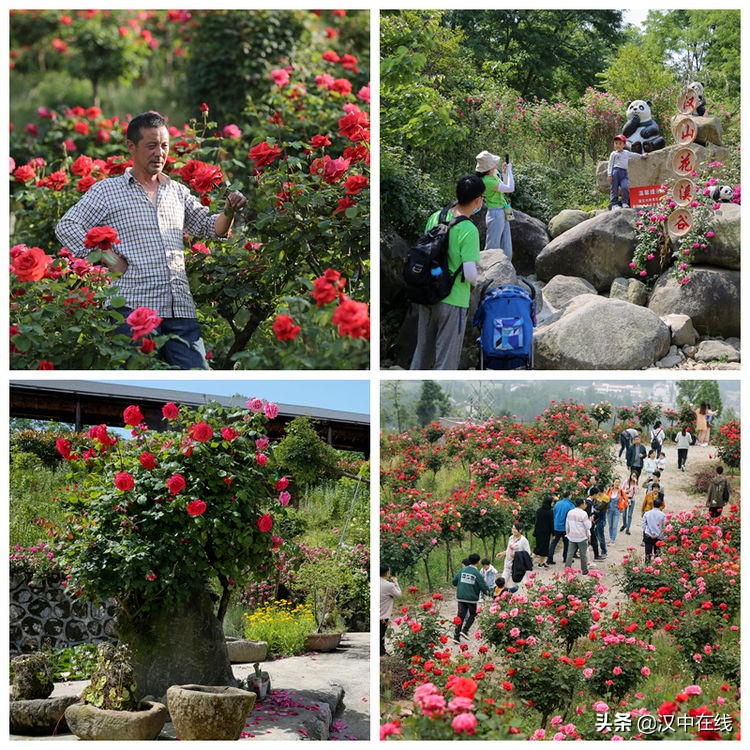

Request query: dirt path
[{"left": 397, "top": 441, "right": 732, "bottom": 649}]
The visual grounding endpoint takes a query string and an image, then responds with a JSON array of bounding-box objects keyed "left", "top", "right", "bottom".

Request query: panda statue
[
  {"left": 709, "top": 185, "right": 734, "bottom": 202},
  {"left": 622, "top": 100, "right": 666, "bottom": 154},
  {"left": 684, "top": 82, "right": 707, "bottom": 117}
]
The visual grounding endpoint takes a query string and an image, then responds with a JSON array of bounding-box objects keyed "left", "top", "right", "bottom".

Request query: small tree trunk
[{"left": 422, "top": 557, "right": 433, "bottom": 593}]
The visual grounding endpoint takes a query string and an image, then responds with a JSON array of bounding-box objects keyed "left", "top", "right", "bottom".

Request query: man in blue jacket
[
  {"left": 546, "top": 492, "right": 574, "bottom": 565},
  {"left": 451, "top": 553, "right": 490, "bottom": 642}
]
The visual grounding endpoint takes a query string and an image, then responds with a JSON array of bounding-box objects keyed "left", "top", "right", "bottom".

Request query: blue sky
[{"left": 99, "top": 379, "right": 370, "bottom": 415}]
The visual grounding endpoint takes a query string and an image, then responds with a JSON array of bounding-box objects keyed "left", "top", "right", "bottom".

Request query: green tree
[
  {"left": 274, "top": 417, "right": 340, "bottom": 486},
  {"left": 676, "top": 381, "right": 723, "bottom": 419},
  {"left": 381, "top": 381, "right": 410, "bottom": 433},
  {"left": 415, "top": 381, "right": 450, "bottom": 427}
]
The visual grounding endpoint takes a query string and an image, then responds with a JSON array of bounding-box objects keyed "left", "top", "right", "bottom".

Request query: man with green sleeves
[
  {"left": 452, "top": 552, "right": 490, "bottom": 642},
  {"left": 410, "top": 175, "right": 485, "bottom": 370}
]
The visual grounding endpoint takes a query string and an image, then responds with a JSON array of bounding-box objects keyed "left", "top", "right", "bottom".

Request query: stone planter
[
  {"left": 225, "top": 638, "right": 268, "bottom": 664},
  {"left": 64, "top": 700, "right": 168, "bottom": 741},
  {"left": 304, "top": 632, "right": 343, "bottom": 652},
  {"left": 10, "top": 695, "right": 80, "bottom": 736},
  {"left": 167, "top": 684, "right": 256, "bottom": 741}
]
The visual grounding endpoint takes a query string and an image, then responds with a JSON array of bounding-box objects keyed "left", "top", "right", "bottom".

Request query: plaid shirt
[{"left": 56, "top": 169, "right": 221, "bottom": 318}]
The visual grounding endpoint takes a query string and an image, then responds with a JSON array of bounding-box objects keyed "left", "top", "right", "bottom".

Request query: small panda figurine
[
  {"left": 622, "top": 100, "right": 666, "bottom": 154},
  {"left": 709, "top": 185, "right": 734, "bottom": 202},
  {"left": 685, "top": 82, "right": 706, "bottom": 117}
]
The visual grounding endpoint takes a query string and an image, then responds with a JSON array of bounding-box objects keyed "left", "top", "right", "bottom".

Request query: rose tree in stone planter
[
  {"left": 64, "top": 643, "right": 168, "bottom": 741},
  {"left": 53, "top": 399, "right": 293, "bottom": 700}
]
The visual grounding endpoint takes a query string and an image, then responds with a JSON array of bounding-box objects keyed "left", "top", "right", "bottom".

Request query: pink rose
[
  {"left": 279, "top": 491, "right": 291, "bottom": 506},
  {"left": 451, "top": 712, "right": 477, "bottom": 736},
  {"left": 127, "top": 306, "right": 162, "bottom": 341},
  {"left": 264, "top": 401, "right": 279, "bottom": 419},
  {"left": 247, "top": 397, "right": 264, "bottom": 413}
]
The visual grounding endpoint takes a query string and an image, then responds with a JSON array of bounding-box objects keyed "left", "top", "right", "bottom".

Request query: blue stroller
[{"left": 473, "top": 282, "right": 537, "bottom": 369}]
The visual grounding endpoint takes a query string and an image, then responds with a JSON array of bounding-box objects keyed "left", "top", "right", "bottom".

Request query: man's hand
[
  {"left": 224, "top": 190, "right": 247, "bottom": 217},
  {"left": 102, "top": 250, "right": 128, "bottom": 274}
]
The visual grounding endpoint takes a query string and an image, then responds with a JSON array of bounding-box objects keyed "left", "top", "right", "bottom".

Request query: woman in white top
[{"left": 497, "top": 522, "right": 531, "bottom": 590}]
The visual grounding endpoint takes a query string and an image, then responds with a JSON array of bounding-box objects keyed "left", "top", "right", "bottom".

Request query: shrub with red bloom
[
  {"left": 84, "top": 225, "right": 121, "bottom": 251},
  {"left": 186, "top": 499, "right": 207, "bottom": 517},
  {"left": 330, "top": 78, "right": 353, "bottom": 96},
  {"left": 257, "top": 513, "right": 273, "bottom": 532},
  {"left": 139, "top": 452, "right": 157, "bottom": 469},
  {"left": 344, "top": 174, "right": 368, "bottom": 195},
  {"left": 123, "top": 405, "right": 144, "bottom": 426},
  {"left": 272, "top": 314, "right": 301, "bottom": 342},
  {"left": 114, "top": 471, "right": 135, "bottom": 491},
  {"left": 311, "top": 269, "right": 346, "bottom": 306},
  {"left": 178, "top": 160, "right": 223, "bottom": 195},
  {"left": 162, "top": 402, "right": 179, "bottom": 420},
  {"left": 13, "top": 163, "right": 36, "bottom": 182},
  {"left": 166, "top": 473, "right": 186, "bottom": 495},
  {"left": 77, "top": 176, "right": 97, "bottom": 192},
  {"left": 11, "top": 246, "right": 52, "bottom": 282},
  {"left": 322, "top": 50, "right": 340, "bottom": 63},
  {"left": 126, "top": 307, "right": 162, "bottom": 340},
  {"left": 221, "top": 427, "right": 239, "bottom": 441},
  {"left": 338, "top": 107, "right": 370, "bottom": 142},
  {"left": 139, "top": 338, "right": 156, "bottom": 354},
  {"left": 310, "top": 134, "right": 331, "bottom": 148},
  {"left": 188, "top": 421, "right": 214, "bottom": 442},
  {"left": 322, "top": 156, "right": 351, "bottom": 184},
  {"left": 56, "top": 438, "right": 72, "bottom": 459},
  {"left": 331, "top": 296, "right": 370, "bottom": 339},
  {"left": 71, "top": 155, "right": 95, "bottom": 177},
  {"left": 248, "top": 140, "right": 282, "bottom": 167}
]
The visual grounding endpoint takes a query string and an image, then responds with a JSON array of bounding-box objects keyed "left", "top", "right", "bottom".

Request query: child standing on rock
[{"left": 607, "top": 134, "right": 647, "bottom": 209}]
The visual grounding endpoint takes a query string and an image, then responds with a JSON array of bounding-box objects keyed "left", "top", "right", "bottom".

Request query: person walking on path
[
  {"left": 606, "top": 478, "right": 629, "bottom": 545},
  {"left": 642, "top": 496, "right": 666, "bottom": 563},
  {"left": 379, "top": 565, "right": 402, "bottom": 657},
  {"left": 452, "top": 553, "right": 490, "bottom": 642},
  {"left": 618, "top": 427, "right": 640, "bottom": 461},
  {"left": 627, "top": 435, "right": 647, "bottom": 479},
  {"left": 546, "top": 492, "right": 574, "bottom": 565},
  {"left": 533, "top": 496, "right": 554, "bottom": 568},
  {"left": 592, "top": 487, "right": 609, "bottom": 560},
  {"left": 650, "top": 421, "right": 666, "bottom": 453},
  {"left": 475, "top": 150, "right": 514, "bottom": 258},
  {"left": 56, "top": 110, "right": 247, "bottom": 369},
  {"left": 410, "top": 175, "right": 484, "bottom": 370},
  {"left": 564, "top": 497, "right": 592, "bottom": 575},
  {"left": 675, "top": 426, "right": 692, "bottom": 471},
  {"left": 620, "top": 470, "right": 640, "bottom": 535},
  {"left": 706, "top": 465, "right": 731, "bottom": 518},
  {"left": 497, "top": 523, "right": 532, "bottom": 591}
]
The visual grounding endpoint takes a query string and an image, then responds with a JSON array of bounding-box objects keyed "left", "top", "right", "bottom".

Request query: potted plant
[
  {"left": 166, "top": 684, "right": 256, "bottom": 740},
  {"left": 293, "top": 555, "right": 351, "bottom": 651},
  {"left": 246, "top": 662, "right": 271, "bottom": 701},
  {"left": 64, "top": 643, "right": 168, "bottom": 741}
]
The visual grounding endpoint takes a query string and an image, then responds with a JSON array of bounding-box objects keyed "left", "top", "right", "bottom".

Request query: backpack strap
[{"left": 437, "top": 205, "right": 470, "bottom": 285}]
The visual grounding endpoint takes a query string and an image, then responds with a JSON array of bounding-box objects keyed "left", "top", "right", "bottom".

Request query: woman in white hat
[{"left": 475, "top": 150, "right": 514, "bottom": 260}]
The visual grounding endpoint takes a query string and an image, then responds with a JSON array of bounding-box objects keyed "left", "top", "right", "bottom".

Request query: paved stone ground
[{"left": 11, "top": 632, "right": 370, "bottom": 741}]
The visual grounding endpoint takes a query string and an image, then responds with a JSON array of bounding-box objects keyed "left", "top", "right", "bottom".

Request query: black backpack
[{"left": 403, "top": 206, "right": 469, "bottom": 305}]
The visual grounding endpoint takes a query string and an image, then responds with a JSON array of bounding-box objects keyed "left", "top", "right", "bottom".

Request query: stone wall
[{"left": 10, "top": 572, "right": 118, "bottom": 654}]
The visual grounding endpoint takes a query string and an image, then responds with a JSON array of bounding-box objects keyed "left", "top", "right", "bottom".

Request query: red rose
[
  {"left": 248, "top": 141, "right": 282, "bottom": 167},
  {"left": 449, "top": 677, "right": 478, "bottom": 699},
  {"left": 333, "top": 196, "right": 356, "bottom": 215},
  {"left": 126, "top": 307, "right": 162, "bottom": 341},
  {"left": 331, "top": 296, "right": 370, "bottom": 339},
  {"left": 338, "top": 109, "right": 370, "bottom": 143},
  {"left": 311, "top": 269, "right": 346, "bottom": 307},
  {"left": 13, "top": 164, "right": 36, "bottom": 182},
  {"left": 166, "top": 473, "right": 186, "bottom": 494},
  {"left": 12, "top": 246, "right": 52, "bottom": 282},
  {"left": 114, "top": 471, "right": 135, "bottom": 491},
  {"left": 188, "top": 421, "right": 214, "bottom": 442},
  {"left": 71, "top": 155, "right": 94, "bottom": 176},
  {"left": 221, "top": 427, "right": 239, "bottom": 441},
  {"left": 344, "top": 174, "right": 368, "bottom": 195},
  {"left": 257, "top": 513, "right": 273, "bottom": 533},
  {"left": 310, "top": 134, "right": 331, "bottom": 148},
  {"left": 139, "top": 338, "right": 156, "bottom": 354},
  {"left": 77, "top": 176, "right": 97, "bottom": 192},
  {"left": 84, "top": 225, "right": 121, "bottom": 251},
  {"left": 162, "top": 402, "right": 179, "bottom": 420},
  {"left": 56, "top": 438, "right": 71, "bottom": 459},
  {"left": 186, "top": 499, "right": 207, "bottom": 517},
  {"left": 275, "top": 476, "right": 289, "bottom": 491},
  {"left": 123, "top": 405, "right": 144, "bottom": 426},
  {"left": 139, "top": 452, "right": 157, "bottom": 469},
  {"left": 272, "top": 314, "right": 301, "bottom": 342},
  {"left": 330, "top": 78, "right": 352, "bottom": 96},
  {"left": 322, "top": 156, "right": 350, "bottom": 184}
]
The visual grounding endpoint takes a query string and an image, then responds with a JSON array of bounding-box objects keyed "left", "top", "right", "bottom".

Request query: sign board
[{"left": 630, "top": 184, "right": 666, "bottom": 208}]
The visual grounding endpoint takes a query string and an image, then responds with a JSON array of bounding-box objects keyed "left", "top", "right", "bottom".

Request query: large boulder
[
  {"left": 648, "top": 267, "right": 740, "bottom": 338},
  {"left": 690, "top": 202, "right": 740, "bottom": 270},
  {"left": 596, "top": 142, "right": 731, "bottom": 194},
  {"left": 694, "top": 339, "right": 740, "bottom": 363},
  {"left": 509, "top": 210, "right": 550, "bottom": 275},
  {"left": 534, "top": 295, "right": 671, "bottom": 369},
  {"left": 548, "top": 209, "right": 590, "bottom": 239},
  {"left": 610, "top": 277, "right": 649, "bottom": 307},
  {"left": 660, "top": 314, "right": 699, "bottom": 347},
  {"left": 541, "top": 274, "right": 597, "bottom": 312},
  {"left": 535, "top": 210, "right": 637, "bottom": 291},
  {"left": 380, "top": 225, "right": 410, "bottom": 309}
]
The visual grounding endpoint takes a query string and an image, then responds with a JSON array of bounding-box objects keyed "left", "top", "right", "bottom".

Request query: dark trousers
[
  {"left": 547, "top": 530, "right": 568, "bottom": 563},
  {"left": 618, "top": 434, "right": 631, "bottom": 458},
  {"left": 455, "top": 601, "right": 478, "bottom": 638},
  {"left": 589, "top": 523, "right": 600, "bottom": 557},
  {"left": 629, "top": 464, "right": 643, "bottom": 480},
  {"left": 380, "top": 619, "right": 389, "bottom": 656},
  {"left": 677, "top": 448, "right": 688, "bottom": 469},
  {"left": 708, "top": 506, "right": 723, "bottom": 519},
  {"left": 644, "top": 535, "right": 660, "bottom": 560}
]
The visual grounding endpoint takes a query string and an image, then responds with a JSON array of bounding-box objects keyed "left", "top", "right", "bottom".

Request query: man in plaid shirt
[{"left": 56, "top": 111, "right": 246, "bottom": 369}]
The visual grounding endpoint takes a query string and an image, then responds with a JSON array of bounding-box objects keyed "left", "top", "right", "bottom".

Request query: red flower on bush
[
  {"left": 186, "top": 499, "right": 207, "bottom": 517},
  {"left": 56, "top": 438, "right": 72, "bottom": 459},
  {"left": 322, "top": 156, "right": 350, "bottom": 184},
  {"left": 248, "top": 140, "right": 282, "bottom": 167},
  {"left": 221, "top": 427, "right": 239, "bottom": 441},
  {"left": 114, "top": 471, "right": 135, "bottom": 491},
  {"left": 139, "top": 452, "right": 157, "bottom": 469},
  {"left": 188, "top": 421, "right": 214, "bottom": 442},
  {"left": 310, "top": 134, "right": 331, "bottom": 148},
  {"left": 166, "top": 473, "right": 186, "bottom": 495},
  {"left": 11, "top": 245, "right": 51, "bottom": 282},
  {"left": 272, "top": 314, "right": 301, "bottom": 342},
  {"left": 344, "top": 174, "right": 368, "bottom": 195},
  {"left": 311, "top": 269, "right": 346, "bottom": 306},
  {"left": 139, "top": 338, "right": 156, "bottom": 354},
  {"left": 162, "top": 402, "right": 179, "bottom": 420},
  {"left": 84, "top": 225, "right": 121, "bottom": 251},
  {"left": 126, "top": 307, "right": 162, "bottom": 341},
  {"left": 338, "top": 107, "right": 370, "bottom": 143},
  {"left": 123, "top": 405, "right": 144, "bottom": 426},
  {"left": 13, "top": 163, "right": 36, "bottom": 182},
  {"left": 257, "top": 513, "right": 273, "bottom": 533},
  {"left": 331, "top": 296, "right": 370, "bottom": 339},
  {"left": 275, "top": 476, "right": 289, "bottom": 491}
]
